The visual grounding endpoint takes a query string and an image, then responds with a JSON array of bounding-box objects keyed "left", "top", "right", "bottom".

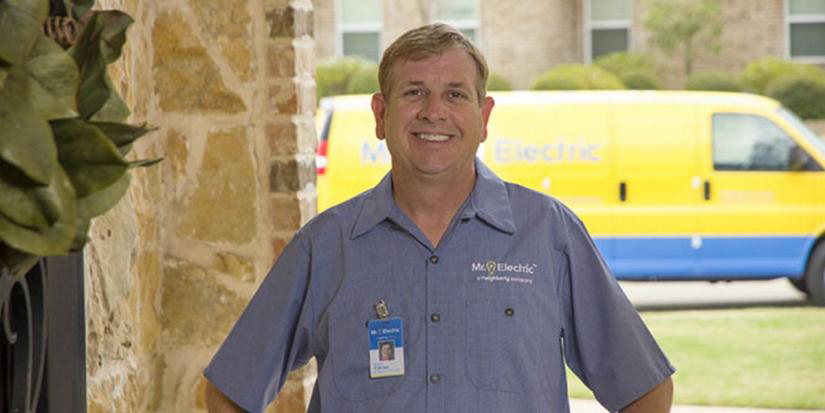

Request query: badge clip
[{"left": 375, "top": 299, "right": 390, "bottom": 319}]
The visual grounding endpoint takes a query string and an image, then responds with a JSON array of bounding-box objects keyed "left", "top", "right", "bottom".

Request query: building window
[
  {"left": 787, "top": 0, "right": 825, "bottom": 62},
  {"left": 339, "top": 0, "right": 382, "bottom": 62},
  {"left": 586, "top": 0, "right": 632, "bottom": 62},
  {"left": 432, "top": 0, "right": 480, "bottom": 43}
]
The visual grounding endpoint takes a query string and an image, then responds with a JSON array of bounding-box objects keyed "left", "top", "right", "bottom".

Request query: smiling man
[{"left": 205, "top": 23, "right": 674, "bottom": 413}]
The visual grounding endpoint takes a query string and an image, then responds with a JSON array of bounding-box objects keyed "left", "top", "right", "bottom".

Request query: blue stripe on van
[{"left": 592, "top": 236, "right": 813, "bottom": 280}]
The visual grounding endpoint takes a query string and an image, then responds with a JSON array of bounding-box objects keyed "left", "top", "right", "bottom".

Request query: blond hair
[{"left": 378, "top": 23, "right": 489, "bottom": 104}]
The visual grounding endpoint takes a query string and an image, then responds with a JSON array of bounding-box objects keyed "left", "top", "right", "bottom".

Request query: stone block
[
  {"left": 297, "top": 80, "right": 316, "bottom": 115},
  {"left": 269, "top": 158, "right": 315, "bottom": 193},
  {"left": 267, "top": 118, "right": 298, "bottom": 156},
  {"left": 267, "top": 6, "right": 295, "bottom": 38},
  {"left": 215, "top": 252, "right": 256, "bottom": 283},
  {"left": 269, "top": 80, "right": 299, "bottom": 114},
  {"left": 268, "top": 39, "right": 296, "bottom": 78},
  {"left": 271, "top": 195, "right": 302, "bottom": 231},
  {"left": 190, "top": 0, "right": 254, "bottom": 81},
  {"left": 165, "top": 129, "right": 188, "bottom": 175},
  {"left": 161, "top": 258, "right": 247, "bottom": 346},
  {"left": 176, "top": 128, "right": 258, "bottom": 244},
  {"left": 152, "top": 11, "right": 246, "bottom": 113}
]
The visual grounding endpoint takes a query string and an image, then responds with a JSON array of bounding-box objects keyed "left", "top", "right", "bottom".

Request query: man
[{"left": 205, "top": 23, "right": 674, "bottom": 413}]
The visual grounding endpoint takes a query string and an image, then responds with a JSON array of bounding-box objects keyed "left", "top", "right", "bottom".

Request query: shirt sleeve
[
  {"left": 204, "top": 232, "right": 315, "bottom": 413},
  {"left": 557, "top": 206, "right": 675, "bottom": 412}
]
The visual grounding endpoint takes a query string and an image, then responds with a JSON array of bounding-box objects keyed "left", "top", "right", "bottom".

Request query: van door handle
[
  {"left": 704, "top": 181, "right": 711, "bottom": 201},
  {"left": 619, "top": 181, "right": 627, "bottom": 202}
]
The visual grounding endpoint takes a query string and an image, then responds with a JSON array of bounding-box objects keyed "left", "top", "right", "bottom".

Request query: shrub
[
  {"left": 594, "top": 52, "right": 662, "bottom": 89},
  {"left": 345, "top": 65, "right": 379, "bottom": 95},
  {"left": 686, "top": 70, "right": 742, "bottom": 92},
  {"left": 530, "top": 65, "right": 625, "bottom": 90},
  {"left": 739, "top": 57, "right": 824, "bottom": 94},
  {"left": 765, "top": 73, "right": 825, "bottom": 119},
  {"left": 315, "top": 57, "right": 377, "bottom": 99},
  {"left": 487, "top": 72, "right": 513, "bottom": 91}
]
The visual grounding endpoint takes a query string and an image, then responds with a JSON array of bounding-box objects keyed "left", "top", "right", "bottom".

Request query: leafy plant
[
  {"left": 0, "top": 0, "right": 157, "bottom": 277},
  {"left": 315, "top": 57, "right": 378, "bottom": 100},
  {"left": 765, "top": 73, "right": 825, "bottom": 120},
  {"left": 486, "top": 72, "right": 512, "bottom": 91},
  {"left": 643, "top": 0, "right": 722, "bottom": 78},
  {"left": 739, "top": 57, "right": 824, "bottom": 95},
  {"left": 594, "top": 52, "right": 662, "bottom": 90},
  {"left": 530, "top": 65, "right": 624, "bottom": 90},
  {"left": 686, "top": 70, "right": 742, "bottom": 92}
]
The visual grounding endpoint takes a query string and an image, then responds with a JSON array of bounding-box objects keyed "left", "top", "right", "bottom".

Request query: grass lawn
[{"left": 567, "top": 307, "right": 825, "bottom": 409}]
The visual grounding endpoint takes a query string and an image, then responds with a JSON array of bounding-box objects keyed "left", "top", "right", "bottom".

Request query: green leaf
[
  {"left": 0, "top": 0, "right": 48, "bottom": 65},
  {"left": 0, "top": 65, "right": 57, "bottom": 185},
  {"left": 0, "top": 166, "right": 76, "bottom": 256},
  {"left": 77, "top": 172, "right": 129, "bottom": 218},
  {"left": 25, "top": 35, "right": 79, "bottom": 120},
  {"left": 50, "top": 118, "right": 129, "bottom": 198},
  {"left": 0, "top": 162, "right": 51, "bottom": 230},
  {"left": 92, "top": 121, "right": 154, "bottom": 154},
  {"left": 71, "top": 172, "right": 129, "bottom": 250},
  {"left": 129, "top": 158, "right": 163, "bottom": 168},
  {"left": 70, "top": 0, "right": 94, "bottom": 21},
  {"left": 68, "top": 11, "right": 134, "bottom": 120},
  {"left": 0, "top": 243, "right": 41, "bottom": 278}
]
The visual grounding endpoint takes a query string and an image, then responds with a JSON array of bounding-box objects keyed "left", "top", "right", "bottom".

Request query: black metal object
[
  {"left": 0, "top": 253, "right": 86, "bottom": 413},
  {"left": 0, "top": 262, "right": 48, "bottom": 413},
  {"left": 38, "top": 255, "right": 86, "bottom": 413}
]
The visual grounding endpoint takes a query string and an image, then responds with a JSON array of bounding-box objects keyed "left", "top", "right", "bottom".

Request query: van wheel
[
  {"left": 805, "top": 242, "right": 825, "bottom": 306},
  {"left": 789, "top": 277, "right": 808, "bottom": 294}
]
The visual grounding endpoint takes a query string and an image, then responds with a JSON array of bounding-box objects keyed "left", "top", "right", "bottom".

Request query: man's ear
[
  {"left": 371, "top": 93, "right": 387, "bottom": 140},
  {"left": 480, "top": 95, "right": 495, "bottom": 142}
]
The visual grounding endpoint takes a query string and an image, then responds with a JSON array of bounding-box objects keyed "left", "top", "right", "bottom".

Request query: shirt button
[
  {"left": 504, "top": 308, "right": 514, "bottom": 317},
  {"left": 430, "top": 373, "right": 442, "bottom": 384},
  {"left": 431, "top": 313, "right": 441, "bottom": 322},
  {"left": 429, "top": 255, "right": 439, "bottom": 264}
]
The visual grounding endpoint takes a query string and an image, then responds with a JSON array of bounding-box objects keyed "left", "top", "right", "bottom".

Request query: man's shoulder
[
  {"left": 500, "top": 180, "right": 573, "bottom": 218},
  {"left": 300, "top": 189, "right": 373, "bottom": 238}
]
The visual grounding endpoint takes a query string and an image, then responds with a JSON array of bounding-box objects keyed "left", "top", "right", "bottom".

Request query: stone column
[{"left": 84, "top": 0, "right": 316, "bottom": 412}]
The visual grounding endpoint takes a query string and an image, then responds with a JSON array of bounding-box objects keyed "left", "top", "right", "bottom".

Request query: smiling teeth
[{"left": 418, "top": 133, "right": 450, "bottom": 142}]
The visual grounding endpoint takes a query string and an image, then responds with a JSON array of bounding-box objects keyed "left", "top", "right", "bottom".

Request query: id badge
[{"left": 368, "top": 316, "right": 404, "bottom": 378}]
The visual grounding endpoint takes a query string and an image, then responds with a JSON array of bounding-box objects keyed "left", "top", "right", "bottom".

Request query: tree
[{"left": 643, "top": 0, "right": 722, "bottom": 78}]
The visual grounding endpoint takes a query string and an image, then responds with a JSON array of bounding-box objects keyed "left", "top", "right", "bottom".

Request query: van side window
[{"left": 712, "top": 113, "right": 811, "bottom": 171}]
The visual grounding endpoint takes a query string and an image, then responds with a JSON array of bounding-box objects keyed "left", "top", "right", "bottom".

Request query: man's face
[{"left": 371, "top": 48, "right": 494, "bottom": 181}]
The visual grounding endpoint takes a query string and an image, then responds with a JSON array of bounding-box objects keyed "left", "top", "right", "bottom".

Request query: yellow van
[{"left": 315, "top": 91, "right": 825, "bottom": 304}]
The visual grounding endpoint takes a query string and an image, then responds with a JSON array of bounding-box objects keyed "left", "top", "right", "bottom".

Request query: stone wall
[{"left": 85, "top": 0, "right": 316, "bottom": 412}]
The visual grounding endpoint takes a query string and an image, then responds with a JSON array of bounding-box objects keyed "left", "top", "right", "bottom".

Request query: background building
[{"left": 312, "top": 0, "right": 825, "bottom": 89}]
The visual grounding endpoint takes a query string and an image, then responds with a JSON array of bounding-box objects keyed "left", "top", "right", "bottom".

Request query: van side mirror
[{"left": 788, "top": 145, "right": 821, "bottom": 171}]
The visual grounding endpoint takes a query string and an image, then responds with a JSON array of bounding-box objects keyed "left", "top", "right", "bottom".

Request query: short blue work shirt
[{"left": 205, "top": 160, "right": 674, "bottom": 413}]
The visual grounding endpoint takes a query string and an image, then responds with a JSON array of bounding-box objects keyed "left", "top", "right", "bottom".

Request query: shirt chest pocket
[
  {"left": 328, "top": 278, "right": 411, "bottom": 401},
  {"left": 465, "top": 284, "right": 555, "bottom": 394}
]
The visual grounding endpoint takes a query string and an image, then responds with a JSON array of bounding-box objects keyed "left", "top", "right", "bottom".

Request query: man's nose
[{"left": 418, "top": 94, "right": 447, "bottom": 122}]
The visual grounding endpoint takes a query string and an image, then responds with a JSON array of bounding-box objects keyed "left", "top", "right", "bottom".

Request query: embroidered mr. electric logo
[{"left": 471, "top": 260, "right": 536, "bottom": 284}]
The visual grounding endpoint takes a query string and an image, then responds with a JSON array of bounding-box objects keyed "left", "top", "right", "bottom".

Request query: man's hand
[
  {"left": 619, "top": 376, "right": 673, "bottom": 413},
  {"left": 205, "top": 380, "right": 246, "bottom": 413}
]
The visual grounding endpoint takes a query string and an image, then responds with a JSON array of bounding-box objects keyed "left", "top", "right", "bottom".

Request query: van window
[{"left": 712, "top": 113, "right": 808, "bottom": 171}]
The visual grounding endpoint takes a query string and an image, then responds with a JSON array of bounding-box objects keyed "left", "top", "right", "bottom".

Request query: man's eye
[
  {"left": 403, "top": 89, "right": 423, "bottom": 96},
  {"left": 449, "top": 91, "right": 468, "bottom": 99}
]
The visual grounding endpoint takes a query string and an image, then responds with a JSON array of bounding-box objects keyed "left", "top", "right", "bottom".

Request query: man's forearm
[
  {"left": 619, "top": 376, "right": 673, "bottom": 413},
  {"left": 205, "top": 380, "right": 246, "bottom": 413}
]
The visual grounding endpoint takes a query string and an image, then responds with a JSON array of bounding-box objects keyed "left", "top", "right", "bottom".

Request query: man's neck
[{"left": 391, "top": 166, "right": 475, "bottom": 247}]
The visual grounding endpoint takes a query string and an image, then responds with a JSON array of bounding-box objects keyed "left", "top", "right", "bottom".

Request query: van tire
[{"left": 805, "top": 242, "right": 825, "bottom": 306}]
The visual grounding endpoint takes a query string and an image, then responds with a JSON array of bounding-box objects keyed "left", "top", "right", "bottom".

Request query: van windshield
[{"left": 777, "top": 107, "right": 825, "bottom": 156}]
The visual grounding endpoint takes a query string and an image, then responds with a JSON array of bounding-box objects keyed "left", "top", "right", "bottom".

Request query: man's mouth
[{"left": 415, "top": 133, "right": 451, "bottom": 142}]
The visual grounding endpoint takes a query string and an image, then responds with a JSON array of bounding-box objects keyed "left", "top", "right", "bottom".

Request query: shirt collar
[{"left": 350, "top": 158, "right": 516, "bottom": 239}]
